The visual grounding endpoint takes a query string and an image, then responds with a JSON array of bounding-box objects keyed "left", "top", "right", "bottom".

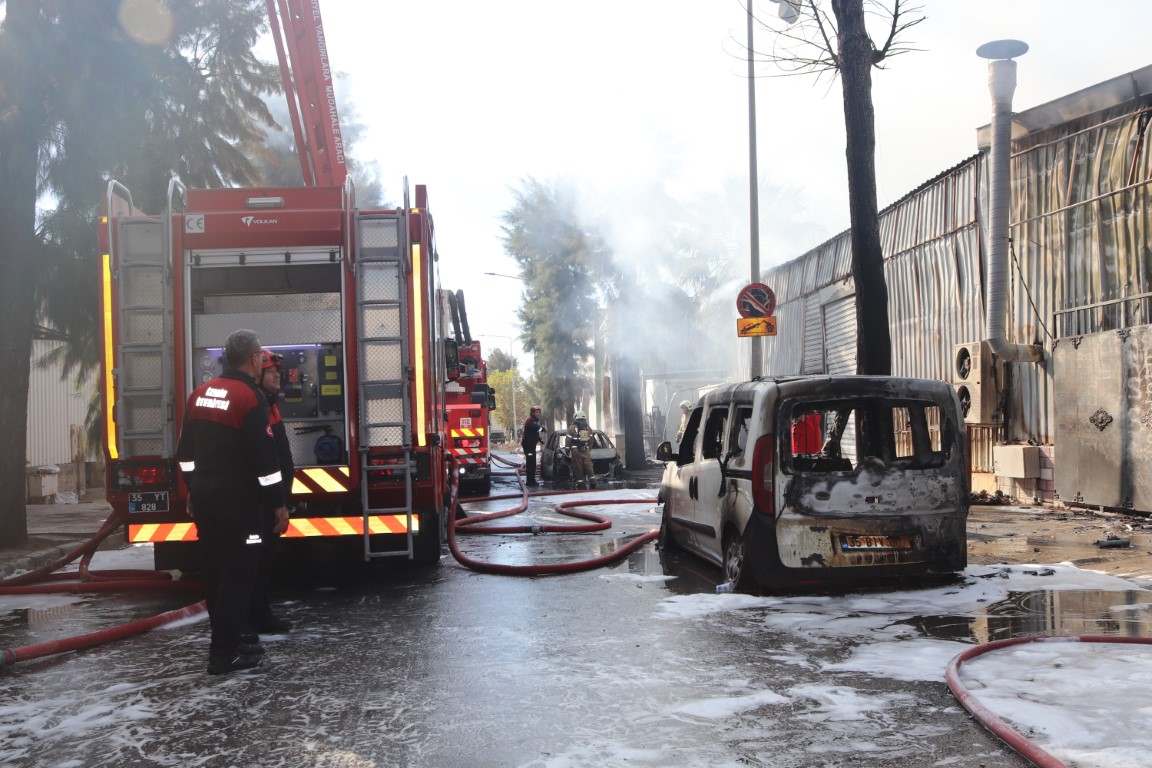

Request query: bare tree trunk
[
  {"left": 0, "top": 0, "right": 46, "bottom": 549},
  {"left": 832, "top": 0, "right": 892, "bottom": 376}
]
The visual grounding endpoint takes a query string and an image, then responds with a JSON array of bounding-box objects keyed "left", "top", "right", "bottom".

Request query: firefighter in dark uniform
[
  {"left": 176, "top": 330, "right": 287, "bottom": 675},
  {"left": 247, "top": 349, "right": 295, "bottom": 636},
  {"left": 521, "top": 405, "right": 545, "bottom": 487},
  {"left": 566, "top": 410, "right": 596, "bottom": 489}
]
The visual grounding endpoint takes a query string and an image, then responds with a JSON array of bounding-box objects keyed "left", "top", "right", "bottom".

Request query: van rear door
[{"left": 779, "top": 386, "right": 965, "bottom": 524}]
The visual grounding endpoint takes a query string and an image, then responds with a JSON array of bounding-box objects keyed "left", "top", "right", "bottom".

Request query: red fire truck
[
  {"left": 97, "top": 0, "right": 458, "bottom": 569},
  {"left": 444, "top": 290, "right": 494, "bottom": 497}
]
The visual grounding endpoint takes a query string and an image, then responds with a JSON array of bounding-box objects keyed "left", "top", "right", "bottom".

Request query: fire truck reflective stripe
[
  {"left": 102, "top": 253, "right": 119, "bottom": 460},
  {"left": 413, "top": 242, "right": 427, "bottom": 447},
  {"left": 128, "top": 516, "right": 418, "bottom": 542},
  {"left": 291, "top": 466, "right": 353, "bottom": 494},
  {"left": 258, "top": 470, "right": 283, "bottom": 486},
  {"left": 128, "top": 522, "right": 198, "bottom": 543},
  {"left": 179, "top": 461, "right": 195, "bottom": 472},
  {"left": 450, "top": 428, "right": 486, "bottom": 437},
  {"left": 302, "top": 467, "right": 349, "bottom": 492},
  {"left": 281, "top": 515, "right": 419, "bottom": 538}
]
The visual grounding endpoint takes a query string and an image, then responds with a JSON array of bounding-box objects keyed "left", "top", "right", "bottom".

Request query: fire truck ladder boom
[
  {"left": 106, "top": 178, "right": 182, "bottom": 459},
  {"left": 266, "top": 0, "right": 347, "bottom": 188},
  {"left": 355, "top": 211, "right": 416, "bottom": 559}
]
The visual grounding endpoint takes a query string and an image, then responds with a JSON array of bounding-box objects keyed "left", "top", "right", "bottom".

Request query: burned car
[
  {"left": 656, "top": 376, "right": 969, "bottom": 593},
  {"left": 540, "top": 428, "right": 622, "bottom": 482}
]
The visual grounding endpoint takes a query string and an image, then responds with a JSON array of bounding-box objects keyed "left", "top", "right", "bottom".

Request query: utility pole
[{"left": 747, "top": 3, "right": 763, "bottom": 379}]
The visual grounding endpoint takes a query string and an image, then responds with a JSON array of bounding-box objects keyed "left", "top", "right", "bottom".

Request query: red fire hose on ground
[
  {"left": 0, "top": 508, "right": 206, "bottom": 670},
  {"left": 451, "top": 455, "right": 659, "bottom": 576},
  {"left": 946, "top": 634, "right": 1152, "bottom": 768}
]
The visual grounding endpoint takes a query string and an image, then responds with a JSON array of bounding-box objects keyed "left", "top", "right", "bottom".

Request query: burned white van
[{"left": 655, "top": 377, "right": 968, "bottom": 592}]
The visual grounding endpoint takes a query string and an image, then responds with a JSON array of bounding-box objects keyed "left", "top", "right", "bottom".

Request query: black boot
[{"left": 207, "top": 648, "right": 262, "bottom": 675}]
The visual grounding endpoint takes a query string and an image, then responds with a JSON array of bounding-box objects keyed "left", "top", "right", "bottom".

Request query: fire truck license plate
[
  {"left": 128, "top": 492, "right": 169, "bottom": 513},
  {"left": 838, "top": 533, "right": 912, "bottom": 551}
]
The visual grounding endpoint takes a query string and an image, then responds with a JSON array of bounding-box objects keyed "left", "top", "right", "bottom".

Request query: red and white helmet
[{"left": 260, "top": 349, "right": 283, "bottom": 370}]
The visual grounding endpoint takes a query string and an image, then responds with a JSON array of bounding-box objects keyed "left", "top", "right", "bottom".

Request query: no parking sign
[{"left": 736, "top": 283, "right": 778, "bottom": 337}]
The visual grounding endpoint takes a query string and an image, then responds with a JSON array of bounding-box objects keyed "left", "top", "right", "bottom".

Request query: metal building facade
[
  {"left": 26, "top": 339, "right": 98, "bottom": 467},
  {"left": 760, "top": 65, "right": 1152, "bottom": 509}
]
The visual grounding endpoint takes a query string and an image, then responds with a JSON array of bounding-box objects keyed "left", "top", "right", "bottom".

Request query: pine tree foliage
[
  {"left": 0, "top": 0, "right": 281, "bottom": 547},
  {"left": 501, "top": 178, "right": 611, "bottom": 422}
]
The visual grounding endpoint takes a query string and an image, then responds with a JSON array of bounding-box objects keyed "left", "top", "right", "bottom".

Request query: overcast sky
[{"left": 319, "top": 0, "right": 1152, "bottom": 361}]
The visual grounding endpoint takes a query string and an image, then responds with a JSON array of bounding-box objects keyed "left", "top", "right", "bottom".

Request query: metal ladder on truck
[
  {"left": 354, "top": 209, "right": 416, "bottom": 559},
  {"left": 106, "top": 179, "right": 179, "bottom": 459}
]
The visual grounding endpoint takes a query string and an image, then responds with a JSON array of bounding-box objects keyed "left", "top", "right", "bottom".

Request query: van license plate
[
  {"left": 128, "top": 492, "right": 169, "bottom": 513},
  {"left": 838, "top": 533, "right": 912, "bottom": 551}
]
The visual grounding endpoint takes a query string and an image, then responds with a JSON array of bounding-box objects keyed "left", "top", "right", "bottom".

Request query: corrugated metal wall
[
  {"left": 763, "top": 157, "right": 986, "bottom": 387},
  {"left": 26, "top": 340, "right": 97, "bottom": 466},
  {"left": 761, "top": 89, "right": 1152, "bottom": 450}
]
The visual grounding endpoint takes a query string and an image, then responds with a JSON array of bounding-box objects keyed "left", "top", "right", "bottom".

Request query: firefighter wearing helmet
[
  {"left": 250, "top": 349, "right": 294, "bottom": 635},
  {"left": 675, "top": 399, "right": 693, "bottom": 443},
  {"left": 520, "top": 404, "right": 545, "bottom": 487},
  {"left": 566, "top": 410, "right": 596, "bottom": 489}
]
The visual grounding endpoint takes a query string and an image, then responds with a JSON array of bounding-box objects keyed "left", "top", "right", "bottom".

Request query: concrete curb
[{"left": 0, "top": 541, "right": 89, "bottom": 580}]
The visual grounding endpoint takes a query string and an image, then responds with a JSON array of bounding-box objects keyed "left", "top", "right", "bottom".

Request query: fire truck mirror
[{"left": 444, "top": 339, "right": 460, "bottom": 381}]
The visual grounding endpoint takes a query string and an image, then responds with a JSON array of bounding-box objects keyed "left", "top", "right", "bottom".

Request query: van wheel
[
  {"left": 658, "top": 502, "right": 679, "bottom": 551},
  {"left": 723, "top": 528, "right": 752, "bottom": 591}
]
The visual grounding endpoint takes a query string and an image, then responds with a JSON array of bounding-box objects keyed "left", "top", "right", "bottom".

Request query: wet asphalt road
[{"left": 3, "top": 475, "right": 1151, "bottom": 766}]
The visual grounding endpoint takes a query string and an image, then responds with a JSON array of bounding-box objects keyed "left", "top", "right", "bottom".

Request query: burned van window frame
[
  {"left": 782, "top": 397, "right": 953, "bottom": 474},
  {"left": 728, "top": 405, "right": 754, "bottom": 458},
  {"left": 676, "top": 407, "right": 704, "bottom": 465},
  {"left": 701, "top": 405, "right": 729, "bottom": 460}
]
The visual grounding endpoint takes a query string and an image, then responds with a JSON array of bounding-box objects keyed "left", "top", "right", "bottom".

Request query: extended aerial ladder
[{"left": 265, "top": 0, "right": 347, "bottom": 187}]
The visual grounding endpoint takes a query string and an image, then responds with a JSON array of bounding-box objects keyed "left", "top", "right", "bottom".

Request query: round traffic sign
[{"left": 737, "top": 283, "right": 776, "bottom": 318}]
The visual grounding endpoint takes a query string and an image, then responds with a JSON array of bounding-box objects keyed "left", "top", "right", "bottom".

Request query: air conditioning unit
[{"left": 952, "top": 342, "right": 999, "bottom": 424}]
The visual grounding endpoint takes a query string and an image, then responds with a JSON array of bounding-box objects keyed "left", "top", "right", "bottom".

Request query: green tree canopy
[
  {"left": 0, "top": 0, "right": 281, "bottom": 547},
  {"left": 501, "top": 178, "right": 611, "bottom": 423},
  {"left": 486, "top": 347, "right": 517, "bottom": 373}
]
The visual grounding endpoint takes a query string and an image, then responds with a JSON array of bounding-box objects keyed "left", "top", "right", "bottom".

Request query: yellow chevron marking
[
  {"left": 131, "top": 524, "right": 158, "bottom": 543},
  {"left": 304, "top": 467, "right": 348, "bottom": 492},
  {"left": 293, "top": 518, "right": 324, "bottom": 537},
  {"left": 329, "top": 517, "right": 358, "bottom": 536}
]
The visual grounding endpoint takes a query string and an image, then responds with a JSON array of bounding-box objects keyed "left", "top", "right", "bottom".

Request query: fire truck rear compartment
[{"left": 189, "top": 261, "right": 348, "bottom": 467}]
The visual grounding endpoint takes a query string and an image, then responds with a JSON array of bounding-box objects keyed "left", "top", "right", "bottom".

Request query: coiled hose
[{"left": 448, "top": 455, "right": 659, "bottom": 576}]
